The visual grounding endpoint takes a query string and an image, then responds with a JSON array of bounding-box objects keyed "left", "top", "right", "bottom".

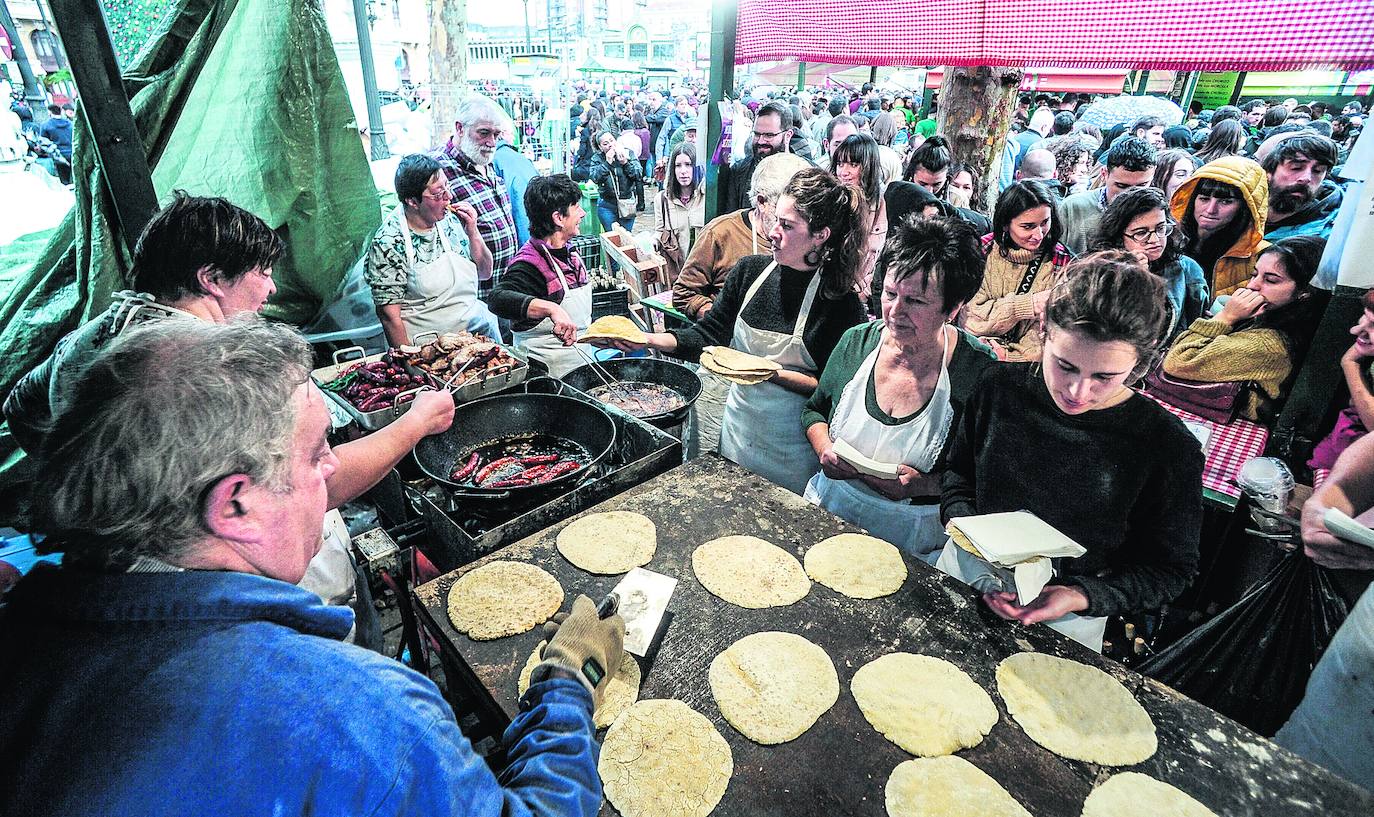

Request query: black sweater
[
  {"left": 941, "top": 364, "right": 1204, "bottom": 617},
  {"left": 668, "top": 255, "right": 866, "bottom": 374},
  {"left": 487, "top": 246, "right": 581, "bottom": 333}
]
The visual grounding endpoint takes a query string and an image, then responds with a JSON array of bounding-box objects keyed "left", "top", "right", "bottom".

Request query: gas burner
[{"left": 404, "top": 379, "right": 683, "bottom": 571}]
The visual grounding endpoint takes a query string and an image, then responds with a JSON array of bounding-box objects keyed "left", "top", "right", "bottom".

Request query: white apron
[
  {"left": 934, "top": 541, "right": 1108, "bottom": 651},
  {"left": 511, "top": 244, "right": 596, "bottom": 379},
  {"left": 718, "top": 261, "right": 821, "bottom": 495},
  {"left": 396, "top": 213, "right": 501, "bottom": 341},
  {"left": 298, "top": 509, "right": 359, "bottom": 643},
  {"left": 802, "top": 326, "right": 954, "bottom": 563}
]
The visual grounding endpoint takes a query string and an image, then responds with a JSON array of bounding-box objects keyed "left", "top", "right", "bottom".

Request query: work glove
[{"left": 531, "top": 594, "right": 625, "bottom": 707}]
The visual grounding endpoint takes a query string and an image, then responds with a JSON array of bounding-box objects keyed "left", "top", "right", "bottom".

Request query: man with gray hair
[
  {"left": 434, "top": 95, "right": 520, "bottom": 297},
  {"left": 0, "top": 319, "right": 623, "bottom": 816}
]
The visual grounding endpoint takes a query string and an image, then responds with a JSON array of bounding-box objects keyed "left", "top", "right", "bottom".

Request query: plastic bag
[{"left": 1139, "top": 550, "right": 1350, "bottom": 736}]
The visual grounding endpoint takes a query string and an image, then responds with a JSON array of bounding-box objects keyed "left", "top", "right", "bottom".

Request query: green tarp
[{"left": 0, "top": 0, "right": 380, "bottom": 503}]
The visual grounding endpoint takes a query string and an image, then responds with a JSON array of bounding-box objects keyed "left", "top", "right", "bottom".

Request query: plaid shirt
[{"left": 434, "top": 138, "right": 519, "bottom": 296}]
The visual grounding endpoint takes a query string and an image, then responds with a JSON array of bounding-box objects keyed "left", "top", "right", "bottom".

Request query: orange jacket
[{"left": 1170, "top": 156, "right": 1270, "bottom": 297}]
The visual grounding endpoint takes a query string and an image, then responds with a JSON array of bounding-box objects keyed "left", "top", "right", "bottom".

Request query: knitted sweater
[
  {"left": 1162, "top": 317, "right": 1293, "bottom": 423},
  {"left": 671, "top": 209, "right": 769, "bottom": 319},
  {"left": 963, "top": 237, "right": 1072, "bottom": 362}
]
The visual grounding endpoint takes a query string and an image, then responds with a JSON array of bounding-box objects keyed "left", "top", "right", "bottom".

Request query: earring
[{"left": 803, "top": 246, "right": 824, "bottom": 267}]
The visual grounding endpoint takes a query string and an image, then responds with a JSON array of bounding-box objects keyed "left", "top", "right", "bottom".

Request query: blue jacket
[
  {"left": 494, "top": 142, "right": 539, "bottom": 246},
  {"left": 1264, "top": 180, "right": 1343, "bottom": 242},
  {"left": 1159, "top": 255, "right": 1210, "bottom": 339},
  {"left": 39, "top": 115, "right": 72, "bottom": 158},
  {"left": 0, "top": 565, "right": 601, "bottom": 817}
]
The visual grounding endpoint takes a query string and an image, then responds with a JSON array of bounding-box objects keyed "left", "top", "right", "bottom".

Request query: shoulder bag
[
  {"left": 1142, "top": 363, "right": 1251, "bottom": 424},
  {"left": 608, "top": 166, "right": 638, "bottom": 220}
]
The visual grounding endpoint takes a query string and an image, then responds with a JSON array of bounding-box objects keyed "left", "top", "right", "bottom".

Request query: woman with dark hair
[
  {"left": 1152, "top": 148, "right": 1197, "bottom": 202},
  {"left": 655, "top": 142, "right": 705, "bottom": 256},
  {"left": 945, "top": 163, "right": 981, "bottom": 212},
  {"left": 489, "top": 174, "right": 598, "bottom": 377},
  {"left": 594, "top": 168, "right": 867, "bottom": 494},
  {"left": 832, "top": 133, "right": 887, "bottom": 304},
  {"left": 588, "top": 129, "right": 643, "bottom": 231},
  {"left": 1094, "top": 186, "right": 1208, "bottom": 337},
  {"left": 903, "top": 135, "right": 952, "bottom": 194},
  {"left": 803, "top": 216, "right": 996, "bottom": 561},
  {"left": 1163, "top": 125, "right": 1194, "bottom": 149},
  {"left": 964, "top": 181, "right": 1073, "bottom": 362},
  {"left": 1163, "top": 236, "right": 1329, "bottom": 423},
  {"left": 1193, "top": 119, "right": 1247, "bottom": 165},
  {"left": 1170, "top": 155, "right": 1269, "bottom": 296},
  {"left": 570, "top": 108, "right": 603, "bottom": 180},
  {"left": 939, "top": 252, "right": 1203, "bottom": 649},
  {"left": 366, "top": 153, "right": 498, "bottom": 346},
  {"left": 1307, "top": 289, "right": 1374, "bottom": 483},
  {"left": 1042, "top": 135, "right": 1094, "bottom": 196}
]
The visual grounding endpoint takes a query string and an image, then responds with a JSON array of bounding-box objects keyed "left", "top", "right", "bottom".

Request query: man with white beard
[{"left": 434, "top": 95, "right": 520, "bottom": 298}]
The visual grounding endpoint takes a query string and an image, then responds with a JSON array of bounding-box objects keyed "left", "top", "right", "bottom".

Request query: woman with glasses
[
  {"left": 365, "top": 153, "right": 499, "bottom": 346},
  {"left": 1094, "top": 187, "right": 1208, "bottom": 338}
]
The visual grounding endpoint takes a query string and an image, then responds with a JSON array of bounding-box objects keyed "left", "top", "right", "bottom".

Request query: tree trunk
[
  {"left": 937, "top": 66, "right": 1023, "bottom": 212},
  {"left": 429, "top": 0, "right": 468, "bottom": 146}
]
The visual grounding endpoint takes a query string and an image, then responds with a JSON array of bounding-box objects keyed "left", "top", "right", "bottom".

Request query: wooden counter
[{"left": 414, "top": 455, "right": 1373, "bottom": 816}]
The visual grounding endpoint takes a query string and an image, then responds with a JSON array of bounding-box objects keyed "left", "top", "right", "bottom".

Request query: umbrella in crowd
[{"left": 1079, "top": 95, "right": 1185, "bottom": 129}]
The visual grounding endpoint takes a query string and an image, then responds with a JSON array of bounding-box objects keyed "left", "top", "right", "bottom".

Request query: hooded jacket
[
  {"left": 1171, "top": 156, "right": 1269, "bottom": 297},
  {"left": 1264, "top": 179, "right": 1343, "bottom": 242}
]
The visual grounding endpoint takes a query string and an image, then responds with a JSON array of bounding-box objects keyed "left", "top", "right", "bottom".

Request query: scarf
[{"left": 511, "top": 238, "right": 589, "bottom": 297}]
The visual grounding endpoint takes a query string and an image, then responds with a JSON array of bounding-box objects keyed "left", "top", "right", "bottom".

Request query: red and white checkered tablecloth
[
  {"left": 735, "top": 0, "right": 1374, "bottom": 72},
  {"left": 1144, "top": 394, "right": 1270, "bottom": 501}
]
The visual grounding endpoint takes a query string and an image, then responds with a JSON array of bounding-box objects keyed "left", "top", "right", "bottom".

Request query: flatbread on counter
[
  {"left": 691, "top": 535, "right": 810, "bottom": 608},
  {"left": 582, "top": 315, "right": 647, "bottom": 345},
  {"left": 996, "top": 651, "right": 1157, "bottom": 765},
  {"left": 599, "top": 699, "right": 733, "bottom": 817},
  {"left": 518, "top": 640, "right": 642, "bottom": 728},
  {"left": 556, "top": 511, "right": 656, "bottom": 574},
  {"left": 885, "top": 756, "right": 1032, "bottom": 817},
  {"left": 804, "top": 533, "right": 907, "bottom": 599},
  {"left": 709, "top": 631, "right": 839, "bottom": 744},
  {"left": 852, "top": 653, "right": 998, "bottom": 756},
  {"left": 1080, "top": 772, "right": 1218, "bottom": 817},
  {"left": 445, "top": 561, "right": 563, "bottom": 641}
]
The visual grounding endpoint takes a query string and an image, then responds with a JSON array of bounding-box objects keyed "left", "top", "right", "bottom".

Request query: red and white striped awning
[
  {"left": 923, "top": 68, "right": 1130, "bottom": 94},
  {"left": 734, "top": 0, "right": 1374, "bottom": 72}
]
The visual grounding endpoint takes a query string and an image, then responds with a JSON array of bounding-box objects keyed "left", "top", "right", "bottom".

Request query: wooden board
[{"left": 413, "top": 455, "right": 1374, "bottom": 817}]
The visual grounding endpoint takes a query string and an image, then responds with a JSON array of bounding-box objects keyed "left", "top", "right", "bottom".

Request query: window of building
[
  {"left": 30, "top": 29, "right": 61, "bottom": 73},
  {"left": 628, "top": 43, "right": 647, "bottom": 59},
  {"left": 604, "top": 43, "right": 625, "bottom": 58},
  {"left": 652, "top": 44, "right": 673, "bottom": 60}
]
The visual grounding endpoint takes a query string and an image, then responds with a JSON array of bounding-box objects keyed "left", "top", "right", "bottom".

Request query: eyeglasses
[
  {"left": 752, "top": 129, "right": 784, "bottom": 140},
  {"left": 423, "top": 188, "right": 452, "bottom": 203},
  {"left": 1124, "top": 224, "right": 1173, "bottom": 243}
]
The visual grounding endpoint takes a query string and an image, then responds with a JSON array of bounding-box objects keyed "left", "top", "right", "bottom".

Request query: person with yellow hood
[{"left": 1170, "top": 155, "right": 1269, "bottom": 297}]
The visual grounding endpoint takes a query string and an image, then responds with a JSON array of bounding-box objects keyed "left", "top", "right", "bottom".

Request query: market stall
[{"left": 414, "top": 456, "right": 1374, "bottom": 816}]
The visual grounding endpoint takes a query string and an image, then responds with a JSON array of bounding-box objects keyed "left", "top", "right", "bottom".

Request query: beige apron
[
  {"left": 511, "top": 244, "right": 596, "bottom": 378},
  {"left": 718, "top": 261, "right": 821, "bottom": 495},
  {"left": 396, "top": 212, "right": 500, "bottom": 340}
]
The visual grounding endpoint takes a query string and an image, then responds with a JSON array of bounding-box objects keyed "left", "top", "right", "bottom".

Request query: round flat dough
[
  {"left": 852, "top": 653, "right": 998, "bottom": 756},
  {"left": 805, "top": 533, "right": 907, "bottom": 599},
  {"left": 996, "top": 652, "right": 1157, "bottom": 765},
  {"left": 692, "top": 535, "right": 810, "bottom": 608},
  {"left": 583, "top": 315, "right": 647, "bottom": 344},
  {"left": 1081, "top": 772, "right": 1217, "bottom": 817},
  {"left": 709, "top": 631, "right": 839, "bottom": 744},
  {"left": 703, "top": 345, "right": 780, "bottom": 373},
  {"left": 886, "top": 756, "right": 1032, "bottom": 817},
  {"left": 518, "top": 640, "right": 642, "bottom": 728},
  {"left": 599, "top": 699, "right": 732, "bottom": 817},
  {"left": 445, "top": 561, "right": 563, "bottom": 641},
  {"left": 556, "top": 511, "right": 656, "bottom": 574}
]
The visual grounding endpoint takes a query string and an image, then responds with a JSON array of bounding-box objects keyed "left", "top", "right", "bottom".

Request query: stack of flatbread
[
  {"left": 700, "top": 345, "right": 781, "bottom": 385},
  {"left": 581, "top": 315, "right": 647, "bottom": 345}
]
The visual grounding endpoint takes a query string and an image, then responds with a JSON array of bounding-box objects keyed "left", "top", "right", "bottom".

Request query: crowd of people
[{"left": 2, "top": 81, "right": 1372, "bottom": 810}]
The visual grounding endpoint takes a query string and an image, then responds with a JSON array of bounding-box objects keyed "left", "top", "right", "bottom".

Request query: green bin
[{"left": 578, "top": 182, "right": 602, "bottom": 237}]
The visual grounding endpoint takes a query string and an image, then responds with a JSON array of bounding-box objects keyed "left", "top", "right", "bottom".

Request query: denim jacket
[{"left": 0, "top": 565, "right": 601, "bottom": 817}]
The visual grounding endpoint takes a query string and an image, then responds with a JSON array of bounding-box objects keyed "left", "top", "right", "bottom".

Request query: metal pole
[
  {"left": 0, "top": 0, "right": 48, "bottom": 123},
  {"left": 705, "top": 0, "right": 737, "bottom": 222},
  {"left": 1229, "top": 71, "right": 1248, "bottom": 105},
  {"left": 796, "top": 60, "right": 805, "bottom": 91},
  {"left": 1179, "top": 71, "right": 1200, "bottom": 112},
  {"left": 47, "top": 0, "right": 159, "bottom": 252},
  {"left": 521, "top": 0, "right": 532, "bottom": 52},
  {"left": 1134, "top": 70, "right": 1151, "bottom": 95},
  {"left": 351, "top": 0, "right": 389, "bottom": 160}
]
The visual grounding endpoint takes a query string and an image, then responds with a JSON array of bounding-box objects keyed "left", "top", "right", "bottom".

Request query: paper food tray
[
  {"left": 831, "top": 438, "right": 902, "bottom": 480},
  {"left": 947, "top": 511, "right": 1087, "bottom": 566}
]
